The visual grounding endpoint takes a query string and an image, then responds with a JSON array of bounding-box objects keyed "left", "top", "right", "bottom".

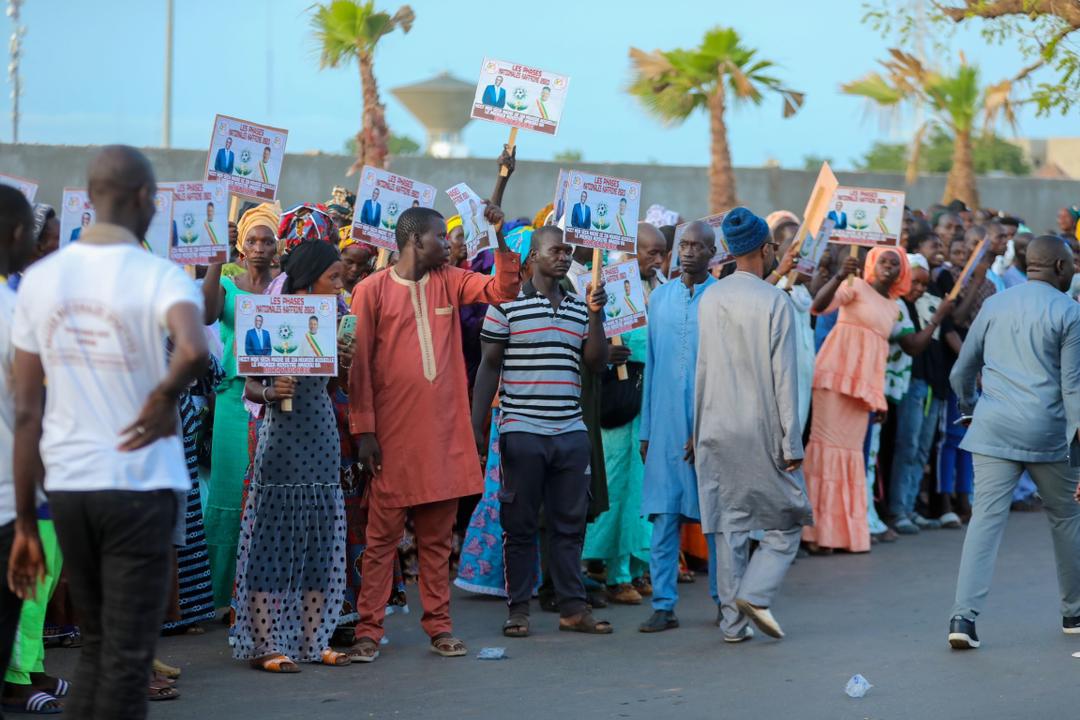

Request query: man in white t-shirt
[
  {"left": 0, "top": 186, "right": 39, "bottom": 707},
  {"left": 8, "top": 146, "right": 207, "bottom": 720}
]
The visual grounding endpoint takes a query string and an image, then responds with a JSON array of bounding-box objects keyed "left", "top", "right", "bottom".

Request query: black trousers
[
  {"left": 499, "top": 431, "right": 590, "bottom": 618},
  {"left": 50, "top": 490, "right": 176, "bottom": 720},
  {"left": 0, "top": 520, "right": 23, "bottom": 719}
]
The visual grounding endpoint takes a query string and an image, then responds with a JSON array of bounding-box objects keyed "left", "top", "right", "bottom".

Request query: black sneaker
[
  {"left": 638, "top": 610, "right": 679, "bottom": 633},
  {"left": 948, "top": 615, "right": 980, "bottom": 649},
  {"left": 1063, "top": 616, "right": 1080, "bottom": 635}
]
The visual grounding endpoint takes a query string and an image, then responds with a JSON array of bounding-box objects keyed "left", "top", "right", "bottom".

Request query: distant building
[
  {"left": 1011, "top": 137, "right": 1080, "bottom": 179},
  {"left": 391, "top": 72, "right": 474, "bottom": 159}
]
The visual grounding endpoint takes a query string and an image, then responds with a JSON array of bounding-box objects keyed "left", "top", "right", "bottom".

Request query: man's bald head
[
  {"left": 87, "top": 145, "right": 157, "bottom": 238},
  {"left": 636, "top": 223, "right": 667, "bottom": 279},
  {"left": 683, "top": 220, "right": 716, "bottom": 251},
  {"left": 1026, "top": 235, "right": 1074, "bottom": 293}
]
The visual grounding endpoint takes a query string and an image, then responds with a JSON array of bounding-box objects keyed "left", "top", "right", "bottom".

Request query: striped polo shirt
[{"left": 481, "top": 280, "right": 590, "bottom": 435}]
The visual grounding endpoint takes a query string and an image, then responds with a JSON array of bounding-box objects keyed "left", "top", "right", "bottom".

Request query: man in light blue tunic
[
  {"left": 947, "top": 235, "right": 1080, "bottom": 650},
  {"left": 637, "top": 220, "right": 717, "bottom": 633}
]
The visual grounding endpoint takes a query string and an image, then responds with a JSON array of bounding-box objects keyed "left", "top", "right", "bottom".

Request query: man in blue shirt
[
  {"left": 359, "top": 188, "right": 382, "bottom": 228},
  {"left": 482, "top": 76, "right": 506, "bottom": 108},
  {"left": 213, "top": 137, "right": 235, "bottom": 175},
  {"left": 570, "top": 192, "right": 591, "bottom": 230},
  {"left": 948, "top": 235, "right": 1080, "bottom": 650},
  {"left": 637, "top": 221, "right": 717, "bottom": 633},
  {"left": 244, "top": 315, "right": 271, "bottom": 356}
]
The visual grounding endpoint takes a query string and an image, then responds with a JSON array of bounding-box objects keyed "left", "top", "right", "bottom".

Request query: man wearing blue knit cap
[{"left": 694, "top": 207, "right": 813, "bottom": 643}]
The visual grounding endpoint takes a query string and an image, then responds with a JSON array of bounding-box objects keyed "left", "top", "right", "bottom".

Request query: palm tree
[
  {"left": 628, "top": 28, "right": 804, "bottom": 213},
  {"left": 311, "top": 0, "right": 414, "bottom": 173},
  {"left": 842, "top": 49, "right": 1020, "bottom": 208}
]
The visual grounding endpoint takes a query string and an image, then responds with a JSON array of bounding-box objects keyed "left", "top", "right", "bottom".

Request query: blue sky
[{"left": 2, "top": 0, "right": 1074, "bottom": 169}]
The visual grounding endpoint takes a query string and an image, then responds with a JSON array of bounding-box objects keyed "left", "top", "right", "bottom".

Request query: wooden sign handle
[
  {"left": 845, "top": 244, "right": 859, "bottom": 286},
  {"left": 228, "top": 195, "right": 240, "bottom": 223},
  {"left": 946, "top": 237, "right": 988, "bottom": 302},
  {"left": 375, "top": 249, "right": 390, "bottom": 270},
  {"left": 499, "top": 128, "right": 518, "bottom": 178},
  {"left": 611, "top": 336, "right": 629, "bottom": 381},
  {"left": 280, "top": 397, "right": 293, "bottom": 412}
]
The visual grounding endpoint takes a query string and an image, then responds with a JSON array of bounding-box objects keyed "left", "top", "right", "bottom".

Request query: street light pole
[
  {"left": 7, "top": 0, "right": 23, "bottom": 144},
  {"left": 163, "top": 0, "right": 174, "bottom": 147}
]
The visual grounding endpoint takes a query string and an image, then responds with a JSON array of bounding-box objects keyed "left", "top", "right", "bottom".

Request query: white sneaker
[
  {"left": 736, "top": 599, "right": 784, "bottom": 639},
  {"left": 723, "top": 625, "right": 755, "bottom": 643},
  {"left": 940, "top": 512, "right": 963, "bottom": 529}
]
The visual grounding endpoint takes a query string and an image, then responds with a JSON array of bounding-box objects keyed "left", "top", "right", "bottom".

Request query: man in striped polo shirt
[{"left": 472, "top": 225, "right": 611, "bottom": 637}]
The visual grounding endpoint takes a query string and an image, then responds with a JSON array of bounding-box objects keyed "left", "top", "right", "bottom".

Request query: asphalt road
[{"left": 45, "top": 511, "right": 1077, "bottom": 719}]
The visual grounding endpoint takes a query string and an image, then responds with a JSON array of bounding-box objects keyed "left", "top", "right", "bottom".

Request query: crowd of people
[{"left": 0, "top": 143, "right": 1078, "bottom": 718}]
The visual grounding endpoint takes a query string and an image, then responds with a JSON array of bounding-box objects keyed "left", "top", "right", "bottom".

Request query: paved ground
[{"left": 46, "top": 512, "right": 1076, "bottom": 719}]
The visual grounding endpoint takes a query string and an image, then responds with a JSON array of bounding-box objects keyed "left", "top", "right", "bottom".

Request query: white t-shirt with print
[
  {"left": 0, "top": 284, "right": 17, "bottom": 524},
  {"left": 11, "top": 239, "right": 202, "bottom": 493}
]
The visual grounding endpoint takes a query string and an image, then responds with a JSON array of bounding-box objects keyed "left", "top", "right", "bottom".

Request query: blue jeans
[
  {"left": 939, "top": 392, "right": 974, "bottom": 495},
  {"left": 887, "top": 380, "right": 942, "bottom": 518}
]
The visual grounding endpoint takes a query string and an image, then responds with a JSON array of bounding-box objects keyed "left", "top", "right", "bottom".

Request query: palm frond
[{"left": 841, "top": 73, "right": 906, "bottom": 105}]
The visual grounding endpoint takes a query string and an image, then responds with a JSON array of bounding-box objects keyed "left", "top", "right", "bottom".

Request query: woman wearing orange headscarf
[{"left": 802, "top": 247, "right": 913, "bottom": 553}]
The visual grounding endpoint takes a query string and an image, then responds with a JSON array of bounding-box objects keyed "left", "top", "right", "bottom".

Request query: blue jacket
[
  {"left": 482, "top": 84, "right": 506, "bottom": 108},
  {"left": 214, "top": 148, "right": 235, "bottom": 175}
]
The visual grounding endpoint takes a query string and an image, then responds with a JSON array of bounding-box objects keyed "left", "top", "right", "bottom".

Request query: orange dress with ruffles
[{"left": 802, "top": 278, "right": 899, "bottom": 552}]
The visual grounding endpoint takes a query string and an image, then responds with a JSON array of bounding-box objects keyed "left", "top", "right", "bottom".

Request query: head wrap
[
  {"left": 31, "top": 203, "right": 55, "bottom": 244},
  {"left": 504, "top": 218, "right": 529, "bottom": 236},
  {"left": 532, "top": 203, "right": 553, "bottom": 230},
  {"left": 503, "top": 226, "right": 534, "bottom": 266},
  {"left": 721, "top": 207, "right": 770, "bottom": 257},
  {"left": 281, "top": 240, "right": 341, "bottom": 294},
  {"left": 645, "top": 204, "right": 679, "bottom": 228},
  {"left": 236, "top": 203, "right": 281, "bottom": 257},
  {"left": 328, "top": 186, "right": 355, "bottom": 210},
  {"left": 907, "top": 252, "right": 929, "bottom": 273},
  {"left": 445, "top": 215, "right": 463, "bottom": 234},
  {"left": 864, "top": 246, "right": 911, "bottom": 299},
  {"left": 765, "top": 210, "right": 800, "bottom": 232},
  {"left": 277, "top": 204, "right": 335, "bottom": 252}
]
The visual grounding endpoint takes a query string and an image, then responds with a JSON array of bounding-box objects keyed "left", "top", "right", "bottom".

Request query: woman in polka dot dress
[{"left": 232, "top": 241, "right": 352, "bottom": 672}]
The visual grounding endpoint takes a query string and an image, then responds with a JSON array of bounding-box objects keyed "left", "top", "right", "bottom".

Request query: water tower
[{"left": 391, "top": 72, "right": 473, "bottom": 158}]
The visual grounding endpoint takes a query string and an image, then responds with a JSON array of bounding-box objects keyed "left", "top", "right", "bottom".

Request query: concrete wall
[{"left": 2, "top": 143, "right": 1077, "bottom": 231}]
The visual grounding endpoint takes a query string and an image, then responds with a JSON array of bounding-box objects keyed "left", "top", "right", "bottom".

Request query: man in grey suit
[{"left": 947, "top": 235, "right": 1080, "bottom": 650}]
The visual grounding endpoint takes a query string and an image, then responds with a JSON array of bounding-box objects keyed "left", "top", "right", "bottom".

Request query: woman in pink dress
[{"left": 802, "top": 247, "right": 911, "bottom": 553}]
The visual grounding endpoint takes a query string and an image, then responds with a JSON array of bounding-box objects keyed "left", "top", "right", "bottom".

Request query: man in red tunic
[{"left": 348, "top": 205, "right": 521, "bottom": 661}]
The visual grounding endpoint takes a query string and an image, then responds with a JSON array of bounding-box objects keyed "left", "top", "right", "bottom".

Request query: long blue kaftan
[{"left": 640, "top": 275, "right": 717, "bottom": 519}]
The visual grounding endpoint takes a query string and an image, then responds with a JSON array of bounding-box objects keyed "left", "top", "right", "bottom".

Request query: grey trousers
[
  {"left": 952, "top": 454, "right": 1080, "bottom": 622},
  {"left": 711, "top": 527, "right": 801, "bottom": 637}
]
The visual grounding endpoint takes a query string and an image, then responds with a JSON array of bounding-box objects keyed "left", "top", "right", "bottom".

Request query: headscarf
[
  {"left": 31, "top": 203, "right": 55, "bottom": 243},
  {"left": 864, "top": 246, "right": 911, "bottom": 299},
  {"left": 236, "top": 203, "right": 280, "bottom": 257},
  {"left": 532, "top": 203, "right": 553, "bottom": 230},
  {"left": 907, "top": 253, "right": 929, "bottom": 273},
  {"left": 766, "top": 210, "right": 800, "bottom": 232},
  {"left": 277, "top": 203, "right": 335, "bottom": 252},
  {"left": 281, "top": 240, "right": 341, "bottom": 294},
  {"left": 446, "top": 215, "right": 463, "bottom": 234}
]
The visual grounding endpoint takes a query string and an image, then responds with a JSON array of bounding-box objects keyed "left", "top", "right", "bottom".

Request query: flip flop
[
  {"left": 346, "top": 638, "right": 380, "bottom": 664},
  {"left": 2, "top": 691, "right": 62, "bottom": 714},
  {"left": 430, "top": 633, "right": 467, "bottom": 657},
  {"left": 252, "top": 654, "right": 300, "bottom": 673},
  {"left": 320, "top": 649, "right": 351, "bottom": 666},
  {"left": 502, "top": 614, "right": 530, "bottom": 638},
  {"left": 559, "top": 612, "right": 613, "bottom": 634},
  {"left": 147, "top": 678, "right": 180, "bottom": 702},
  {"left": 152, "top": 659, "right": 181, "bottom": 680}
]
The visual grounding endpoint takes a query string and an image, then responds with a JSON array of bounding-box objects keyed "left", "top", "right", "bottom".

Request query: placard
[
  {"left": 59, "top": 189, "right": 94, "bottom": 246},
  {"left": 234, "top": 294, "right": 339, "bottom": 376},
  {"left": 0, "top": 173, "right": 37, "bottom": 202},
  {"left": 204, "top": 114, "right": 288, "bottom": 201},
  {"left": 827, "top": 187, "right": 905, "bottom": 247},
  {"left": 673, "top": 212, "right": 733, "bottom": 269},
  {"left": 575, "top": 259, "right": 647, "bottom": 338},
  {"left": 59, "top": 187, "right": 173, "bottom": 257},
  {"left": 552, "top": 169, "right": 570, "bottom": 225},
  {"left": 793, "top": 219, "right": 836, "bottom": 276},
  {"left": 446, "top": 183, "right": 493, "bottom": 260},
  {"left": 160, "top": 181, "right": 229, "bottom": 265},
  {"left": 563, "top": 171, "right": 641, "bottom": 254},
  {"left": 351, "top": 166, "right": 436, "bottom": 252},
  {"left": 470, "top": 57, "right": 570, "bottom": 136}
]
